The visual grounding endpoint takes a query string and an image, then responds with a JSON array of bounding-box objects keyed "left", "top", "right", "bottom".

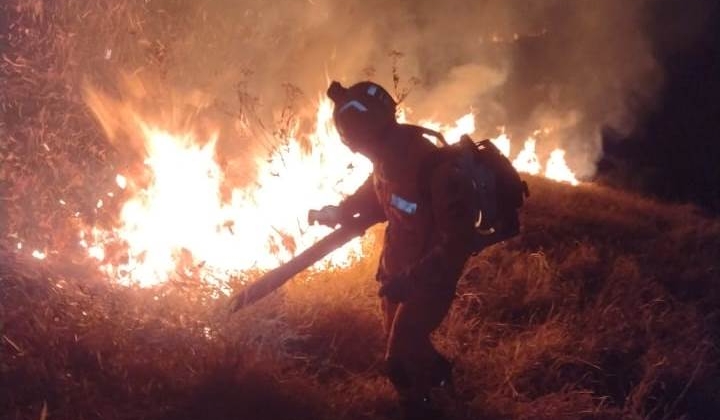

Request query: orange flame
[
  {"left": 81, "top": 96, "right": 371, "bottom": 287},
  {"left": 490, "top": 132, "right": 511, "bottom": 158},
  {"left": 419, "top": 113, "right": 476, "bottom": 145},
  {"left": 504, "top": 134, "right": 579, "bottom": 186},
  {"left": 66, "top": 83, "right": 579, "bottom": 288},
  {"left": 512, "top": 138, "right": 542, "bottom": 175},
  {"left": 545, "top": 149, "right": 579, "bottom": 186}
]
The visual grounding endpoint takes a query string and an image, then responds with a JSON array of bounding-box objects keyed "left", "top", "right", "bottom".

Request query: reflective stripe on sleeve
[{"left": 390, "top": 193, "right": 417, "bottom": 215}]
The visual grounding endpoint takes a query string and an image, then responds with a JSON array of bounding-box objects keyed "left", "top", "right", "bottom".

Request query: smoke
[{"left": 88, "top": 0, "right": 710, "bottom": 179}]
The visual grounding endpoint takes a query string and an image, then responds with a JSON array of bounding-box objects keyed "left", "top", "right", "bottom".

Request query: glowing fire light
[
  {"left": 81, "top": 97, "right": 371, "bottom": 287},
  {"left": 32, "top": 250, "right": 47, "bottom": 260},
  {"left": 506, "top": 136, "right": 579, "bottom": 185},
  {"left": 116, "top": 174, "right": 127, "bottom": 189},
  {"left": 419, "top": 113, "right": 476, "bottom": 145},
  {"left": 67, "top": 86, "right": 580, "bottom": 289},
  {"left": 490, "top": 132, "right": 512, "bottom": 158},
  {"left": 545, "top": 149, "right": 579, "bottom": 186},
  {"left": 512, "top": 138, "right": 542, "bottom": 175}
]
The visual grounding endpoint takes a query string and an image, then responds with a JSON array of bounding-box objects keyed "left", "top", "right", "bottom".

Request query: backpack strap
[{"left": 414, "top": 126, "right": 449, "bottom": 147}]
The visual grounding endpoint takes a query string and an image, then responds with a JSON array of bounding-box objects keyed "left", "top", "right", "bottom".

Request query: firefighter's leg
[
  {"left": 377, "top": 240, "right": 400, "bottom": 338},
  {"left": 384, "top": 281, "right": 457, "bottom": 410},
  {"left": 381, "top": 297, "right": 399, "bottom": 337}
]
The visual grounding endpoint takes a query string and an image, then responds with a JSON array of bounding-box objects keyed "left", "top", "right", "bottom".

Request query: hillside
[{"left": 2, "top": 176, "right": 718, "bottom": 420}]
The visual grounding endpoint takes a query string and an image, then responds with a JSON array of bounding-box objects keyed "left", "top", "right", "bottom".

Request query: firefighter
[{"left": 310, "top": 81, "right": 478, "bottom": 418}]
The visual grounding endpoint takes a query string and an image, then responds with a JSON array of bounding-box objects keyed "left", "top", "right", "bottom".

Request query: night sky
[{"left": 598, "top": 0, "right": 720, "bottom": 213}]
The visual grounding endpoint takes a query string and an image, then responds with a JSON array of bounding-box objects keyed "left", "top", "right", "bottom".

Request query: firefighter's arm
[
  {"left": 309, "top": 175, "right": 385, "bottom": 228},
  {"left": 338, "top": 175, "right": 385, "bottom": 224}
]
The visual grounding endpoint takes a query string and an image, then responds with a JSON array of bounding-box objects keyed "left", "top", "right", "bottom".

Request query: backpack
[{"left": 418, "top": 129, "right": 530, "bottom": 252}]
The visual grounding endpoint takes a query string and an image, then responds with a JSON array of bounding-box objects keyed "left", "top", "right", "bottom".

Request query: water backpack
[{"left": 419, "top": 129, "right": 530, "bottom": 252}]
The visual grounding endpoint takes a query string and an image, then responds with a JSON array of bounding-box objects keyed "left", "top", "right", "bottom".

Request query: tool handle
[{"left": 229, "top": 217, "right": 375, "bottom": 312}]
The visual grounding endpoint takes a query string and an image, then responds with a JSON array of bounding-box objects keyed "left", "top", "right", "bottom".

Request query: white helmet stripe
[{"left": 339, "top": 100, "right": 368, "bottom": 113}]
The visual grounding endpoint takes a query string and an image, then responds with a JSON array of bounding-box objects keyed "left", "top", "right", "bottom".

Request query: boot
[
  {"left": 400, "top": 394, "right": 443, "bottom": 420},
  {"left": 430, "top": 354, "right": 454, "bottom": 394},
  {"left": 386, "top": 359, "right": 444, "bottom": 420}
]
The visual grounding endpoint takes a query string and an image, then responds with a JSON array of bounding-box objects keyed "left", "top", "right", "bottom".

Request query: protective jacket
[
  {"left": 336, "top": 122, "right": 481, "bottom": 406},
  {"left": 339, "top": 123, "right": 477, "bottom": 288}
]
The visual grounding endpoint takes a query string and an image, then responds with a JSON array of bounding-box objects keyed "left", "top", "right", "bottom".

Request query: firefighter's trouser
[{"left": 380, "top": 264, "right": 463, "bottom": 400}]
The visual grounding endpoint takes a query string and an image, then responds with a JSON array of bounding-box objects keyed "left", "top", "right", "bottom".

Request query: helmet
[{"left": 327, "top": 81, "right": 397, "bottom": 150}]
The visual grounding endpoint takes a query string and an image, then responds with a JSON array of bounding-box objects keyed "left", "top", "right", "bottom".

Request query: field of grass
[
  {"left": 2, "top": 1, "right": 719, "bottom": 419},
  {"left": 2, "top": 176, "right": 719, "bottom": 420}
]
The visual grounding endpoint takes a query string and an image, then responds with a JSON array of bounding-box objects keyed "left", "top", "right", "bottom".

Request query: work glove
[
  {"left": 307, "top": 205, "right": 343, "bottom": 228},
  {"left": 378, "top": 271, "right": 414, "bottom": 304}
]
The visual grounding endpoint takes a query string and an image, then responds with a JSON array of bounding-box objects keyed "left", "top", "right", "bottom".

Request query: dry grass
[
  {"left": 2, "top": 178, "right": 718, "bottom": 420},
  {"left": 2, "top": 1, "right": 720, "bottom": 419}
]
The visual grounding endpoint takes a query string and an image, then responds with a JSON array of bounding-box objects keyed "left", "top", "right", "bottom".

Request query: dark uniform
[
  {"left": 315, "top": 80, "right": 481, "bottom": 417},
  {"left": 339, "top": 123, "right": 477, "bottom": 404}
]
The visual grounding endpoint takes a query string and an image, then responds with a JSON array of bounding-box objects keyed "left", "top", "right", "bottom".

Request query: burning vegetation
[
  {"left": 1, "top": 0, "right": 719, "bottom": 419},
  {"left": 75, "top": 79, "right": 579, "bottom": 289}
]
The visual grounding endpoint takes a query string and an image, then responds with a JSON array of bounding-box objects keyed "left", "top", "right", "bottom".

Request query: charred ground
[{"left": 2, "top": 176, "right": 719, "bottom": 420}]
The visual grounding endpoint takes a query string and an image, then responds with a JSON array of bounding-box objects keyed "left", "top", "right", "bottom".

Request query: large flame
[
  {"left": 17, "top": 83, "right": 580, "bottom": 289},
  {"left": 80, "top": 97, "right": 372, "bottom": 287}
]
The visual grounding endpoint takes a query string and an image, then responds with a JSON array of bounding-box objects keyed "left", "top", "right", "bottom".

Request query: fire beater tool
[
  {"left": 228, "top": 210, "right": 515, "bottom": 312},
  {"left": 228, "top": 212, "right": 381, "bottom": 312},
  {"left": 229, "top": 134, "right": 528, "bottom": 312}
]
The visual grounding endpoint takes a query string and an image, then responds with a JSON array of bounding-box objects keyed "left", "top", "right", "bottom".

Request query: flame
[
  {"left": 504, "top": 135, "right": 579, "bottom": 186},
  {"left": 412, "top": 118, "right": 578, "bottom": 186},
  {"left": 81, "top": 96, "right": 371, "bottom": 287},
  {"left": 11, "top": 84, "right": 582, "bottom": 287},
  {"left": 37, "top": 82, "right": 575, "bottom": 289},
  {"left": 512, "top": 138, "right": 542, "bottom": 175},
  {"left": 418, "top": 113, "right": 476, "bottom": 145},
  {"left": 490, "top": 132, "right": 512, "bottom": 158},
  {"left": 545, "top": 149, "right": 579, "bottom": 186}
]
